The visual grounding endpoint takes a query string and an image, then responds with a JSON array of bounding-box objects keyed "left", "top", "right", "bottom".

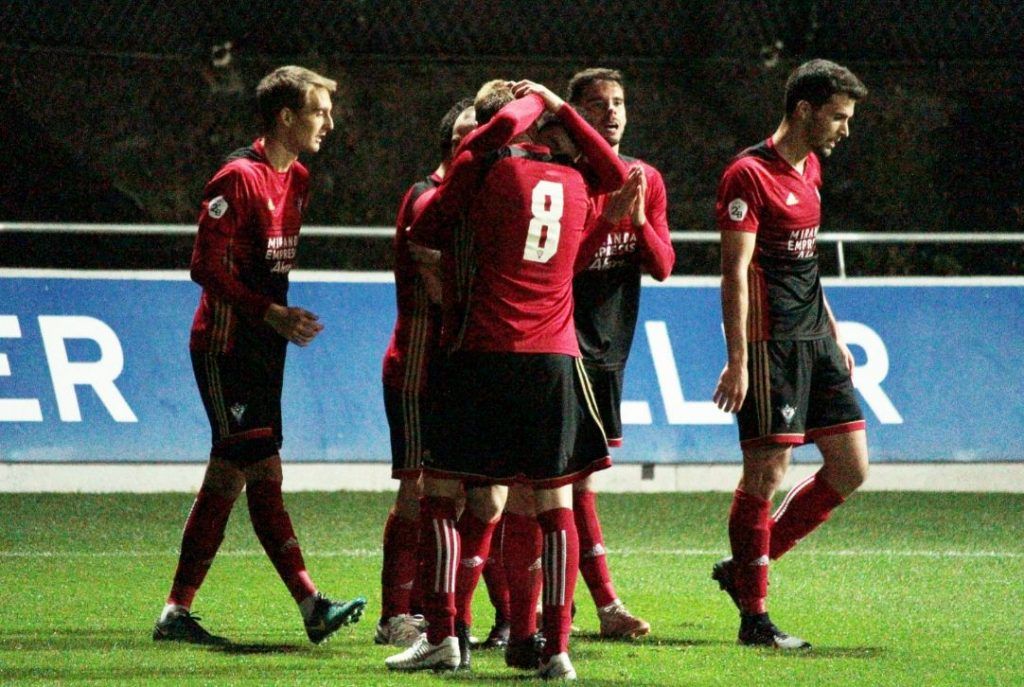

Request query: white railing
[{"left": 2, "top": 223, "right": 1021, "bottom": 279}]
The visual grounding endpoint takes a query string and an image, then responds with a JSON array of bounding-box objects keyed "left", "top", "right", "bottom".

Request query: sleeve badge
[
  {"left": 728, "top": 198, "right": 748, "bottom": 222},
  {"left": 208, "top": 195, "right": 229, "bottom": 219}
]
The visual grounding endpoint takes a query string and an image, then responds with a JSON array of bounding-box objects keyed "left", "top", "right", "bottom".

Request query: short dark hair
[
  {"left": 438, "top": 97, "right": 474, "bottom": 157},
  {"left": 567, "top": 67, "right": 625, "bottom": 104},
  {"left": 255, "top": 65, "right": 337, "bottom": 132},
  {"left": 474, "top": 79, "right": 514, "bottom": 125},
  {"left": 784, "top": 59, "right": 867, "bottom": 116}
]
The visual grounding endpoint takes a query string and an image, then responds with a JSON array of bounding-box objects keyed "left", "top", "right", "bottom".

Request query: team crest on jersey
[
  {"left": 728, "top": 198, "right": 748, "bottom": 221},
  {"left": 780, "top": 404, "right": 796, "bottom": 426},
  {"left": 229, "top": 403, "right": 247, "bottom": 423},
  {"left": 785, "top": 192, "right": 800, "bottom": 206},
  {"left": 267, "top": 198, "right": 276, "bottom": 211},
  {"left": 208, "top": 195, "right": 229, "bottom": 219}
]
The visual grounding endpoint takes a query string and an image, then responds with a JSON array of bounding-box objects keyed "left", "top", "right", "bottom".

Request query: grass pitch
[{"left": 1, "top": 490, "right": 1022, "bottom": 686}]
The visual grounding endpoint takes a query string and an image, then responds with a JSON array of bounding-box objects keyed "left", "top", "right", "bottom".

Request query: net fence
[
  {"left": 4, "top": 1, "right": 1022, "bottom": 61},
  {"left": 1, "top": 1, "right": 1022, "bottom": 274}
]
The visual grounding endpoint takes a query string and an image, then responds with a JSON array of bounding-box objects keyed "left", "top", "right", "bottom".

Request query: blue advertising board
[{"left": 1, "top": 271, "right": 1022, "bottom": 463}]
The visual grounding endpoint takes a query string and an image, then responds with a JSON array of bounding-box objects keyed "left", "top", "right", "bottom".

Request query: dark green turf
[{"left": 1, "top": 491, "right": 1022, "bottom": 685}]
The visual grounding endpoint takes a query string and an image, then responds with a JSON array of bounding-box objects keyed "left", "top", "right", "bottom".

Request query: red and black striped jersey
[
  {"left": 381, "top": 174, "right": 443, "bottom": 392},
  {"left": 189, "top": 138, "right": 310, "bottom": 352},
  {"left": 716, "top": 137, "right": 829, "bottom": 342},
  {"left": 574, "top": 157, "right": 674, "bottom": 370}
]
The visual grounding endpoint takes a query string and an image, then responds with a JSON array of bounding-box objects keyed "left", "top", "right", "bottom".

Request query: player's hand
[
  {"left": 264, "top": 303, "right": 324, "bottom": 346},
  {"left": 713, "top": 362, "right": 748, "bottom": 414},
  {"left": 511, "top": 80, "right": 564, "bottom": 112},
  {"left": 630, "top": 166, "right": 648, "bottom": 228},
  {"left": 601, "top": 166, "right": 645, "bottom": 224},
  {"left": 835, "top": 336, "right": 856, "bottom": 377}
]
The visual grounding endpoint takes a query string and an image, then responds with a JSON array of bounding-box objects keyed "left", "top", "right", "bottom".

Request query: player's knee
[
  {"left": 741, "top": 451, "right": 789, "bottom": 498},
  {"left": 466, "top": 487, "right": 505, "bottom": 523},
  {"left": 844, "top": 458, "right": 869, "bottom": 493}
]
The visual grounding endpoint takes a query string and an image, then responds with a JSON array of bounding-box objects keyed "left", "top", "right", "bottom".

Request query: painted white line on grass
[{"left": 3, "top": 548, "right": 1021, "bottom": 559}]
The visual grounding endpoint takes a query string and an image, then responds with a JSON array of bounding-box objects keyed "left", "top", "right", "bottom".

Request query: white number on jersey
[{"left": 522, "top": 180, "right": 564, "bottom": 264}]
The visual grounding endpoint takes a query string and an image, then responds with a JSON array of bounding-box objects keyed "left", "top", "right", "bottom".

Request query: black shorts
[
  {"left": 737, "top": 337, "right": 865, "bottom": 449},
  {"left": 191, "top": 334, "right": 286, "bottom": 465},
  {"left": 582, "top": 362, "right": 624, "bottom": 447},
  {"left": 383, "top": 383, "right": 435, "bottom": 479},
  {"left": 426, "top": 352, "right": 611, "bottom": 488}
]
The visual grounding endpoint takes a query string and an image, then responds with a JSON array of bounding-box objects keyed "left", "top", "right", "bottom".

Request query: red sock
[
  {"left": 573, "top": 489, "right": 618, "bottom": 608},
  {"left": 381, "top": 510, "right": 419, "bottom": 620},
  {"left": 770, "top": 471, "right": 845, "bottom": 560},
  {"left": 537, "top": 507, "right": 579, "bottom": 658},
  {"left": 168, "top": 488, "right": 237, "bottom": 608},
  {"left": 418, "top": 496, "right": 458, "bottom": 644},
  {"left": 728, "top": 489, "right": 771, "bottom": 615},
  {"left": 501, "top": 512, "right": 542, "bottom": 641},
  {"left": 454, "top": 510, "right": 497, "bottom": 628},
  {"left": 481, "top": 516, "right": 511, "bottom": 623},
  {"left": 246, "top": 480, "right": 316, "bottom": 604}
]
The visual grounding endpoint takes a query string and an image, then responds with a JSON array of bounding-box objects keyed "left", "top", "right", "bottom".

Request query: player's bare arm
[
  {"left": 713, "top": 230, "right": 756, "bottom": 413},
  {"left": 264, "top": 303, "right": 324, "bottom": 347}
]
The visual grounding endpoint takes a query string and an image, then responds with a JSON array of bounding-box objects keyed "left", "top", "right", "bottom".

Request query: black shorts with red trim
[
  {"left": 190, "top": 332, "right": 286, "bottom": 465},
  {"left": 383, "top": 383, "right": 435, "bottom": 479},
  {"left": 737, "top": 336, "right": 865, "bottom": 449},
  {"left": 582, "top": 362, "right": 624, "bottom": 447},
  {"left": 425, "top": 351, "right": 611, "bottom": 488}
]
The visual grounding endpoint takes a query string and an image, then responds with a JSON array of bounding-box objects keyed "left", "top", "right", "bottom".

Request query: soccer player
[
  {"left": 384, "top": 79, "right": 635, "bottom": 680},
  {"left": 562, "top": 67, "right": 676, "bottom": 639},
  {"left": 152, "top": 66, "right": 366, "bottom": 646},
  {"left": 377, "top": 98, "right": 476, "bottom": 647},
  {"left": 711, "top": 59, "right": 869, "bottom": 648}
]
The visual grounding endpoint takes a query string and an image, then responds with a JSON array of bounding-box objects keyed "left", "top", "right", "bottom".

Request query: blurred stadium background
[{"left": 1, "top": 0, "right": 1022, "bottom": 274}]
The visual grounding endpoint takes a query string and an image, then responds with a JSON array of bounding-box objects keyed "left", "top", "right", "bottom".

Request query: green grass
[{"left": 2, "top": 491, "right": 1023, "bottom": 686}]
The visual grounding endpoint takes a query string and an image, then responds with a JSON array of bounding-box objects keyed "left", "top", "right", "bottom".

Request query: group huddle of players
[
  {"left": 153, "top": 59, "right": 870, "bottom": 682},
  {"left": 378, "top": 72, "right": 669, "bottom": 679}
]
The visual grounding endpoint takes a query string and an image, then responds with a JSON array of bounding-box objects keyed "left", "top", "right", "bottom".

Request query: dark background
[{"left": 1, "top": 1, "right": 1021, "bottom": 274}]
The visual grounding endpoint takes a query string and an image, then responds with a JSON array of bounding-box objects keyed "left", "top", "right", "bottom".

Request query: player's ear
[
  {"left": 794, "top": 100, "right": 813, "bottom": 122},
  {"left": 279, "top": 107, "right": 294, "bottom": 128}
]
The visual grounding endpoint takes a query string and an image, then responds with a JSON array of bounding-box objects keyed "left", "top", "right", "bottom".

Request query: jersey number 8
[{"left": 522, "top": 180, "right": 564, "bottom": 264}]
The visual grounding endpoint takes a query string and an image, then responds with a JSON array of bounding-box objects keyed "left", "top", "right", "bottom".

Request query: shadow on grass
[
  {"left": 0, "top": 631, "right": 316, "bottom": 657},
  {"left": 760, "top": 645, "right": 886, "bottom": 659},
  {"left": 440, "top": 673, "right": 641, "bottom": 686},
  {"left": 572, "top": 631, "right": 731, "bottom": 648},
  {"left": 210, "top": 642, "right": 304, "bottom": 655}
]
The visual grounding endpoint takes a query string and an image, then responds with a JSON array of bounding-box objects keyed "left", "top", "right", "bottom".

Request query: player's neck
[
  {"left": 261, "top": 135, "right": 299, "bottom": 172},
  {"left": 771, "top": 122, "right": 811, "bottom": 174}
]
